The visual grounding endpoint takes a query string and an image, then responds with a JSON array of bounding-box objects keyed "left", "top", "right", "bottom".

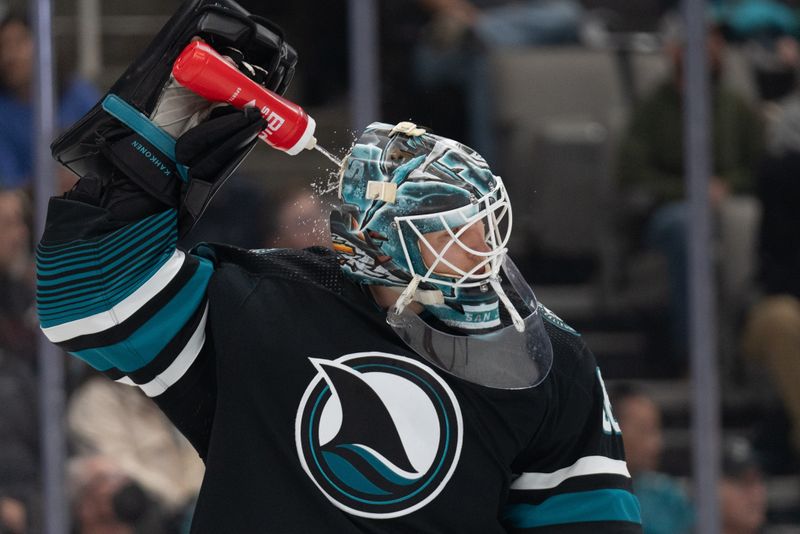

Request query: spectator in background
[
  {"left": 417, "top": 0, "right": 583, "bottom": 48},
  {"left": 0, "top": 10, "right": 99, "bottom": 189},
  {"left": 720, "top": 437, "right": 768, "bottom": 534},
  {"left": 67, "top": 377, "right": 204, "bottom": 519},
  {"left": 611, "top": 383, "right": 693, "bottom": 534},
  {"left": 714, "top": 0, "right": 800, "bottom": 101},
  {"left": 0, "top": 348, "right": 38, "bottom": 534},
  {"left": 0, "top": 496, "right": 26, "bottom": 534},
  {"left": 743, "top": 90, "right": 800, "bottom": 466},
  {"left": 617, "top": 19, "right": 763, "bottom": 364},
  {"left": 0, "top": 188, "right": 38, "bottom": 534},
  {"left": 68, "top": 455, "right": 171, "bottom": 534},
  {"left": 180, "top": 178, "right": 269, "bottom": 250},
  {"left": 0, "top": 189, "right": 36, "bottom": 364},
  {"left": 381, "top": 0, "right": 583, "bottom": 152},
  {"left": 269, "top": 187, "right": 331, "bottom": 249}
]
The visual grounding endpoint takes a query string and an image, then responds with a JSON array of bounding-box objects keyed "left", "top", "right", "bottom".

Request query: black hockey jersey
[{"left": 37, "top": 202, "right": 642, "bottom": 533}]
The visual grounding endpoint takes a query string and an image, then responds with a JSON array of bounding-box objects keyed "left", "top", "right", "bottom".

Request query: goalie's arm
[
  {"left": 37, "top": 107, "right": 266, "bottom": 459},
  {"left": 37, "top": 198, "right": 217, "bottom": 457}
]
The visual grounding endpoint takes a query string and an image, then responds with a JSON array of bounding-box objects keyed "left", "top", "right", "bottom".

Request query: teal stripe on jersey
[
  {"left": 38, "top": 247, "right": 174, "bottom": 326},
  {"left": 69, "top": 257, "right": 213, "bottom": 372},
  {"left": 502, "top": 489, "right": 641, "bottom": 529},
  {"left": 36, "top": 256, "right": 159, "bottom": 304},
  {"left": 36, "top": 249, "right": 166, "bottom": 299},
  {"left": 36, "top": 212, "right": 174, "bottom": 275},
  {"left": 36, "top": 218, "right": 174, "bottom": 282},
  {"left": 37, "top": 256, "right": 163, "bottom": 309},
  {"left": 36, "top": 210, "right": 175, "bottom": 276},
  {"left": 37, "top": 209, "right": 174, "bottom": 255},
  {"left": 37, "top": 250, "right": 173, "bottom": 326},
  {"left": 37, "top": 224, "right": 173, "bottom": 290},
  {"left": 36, "top": 210, "right": 178, "bottom": 327}
]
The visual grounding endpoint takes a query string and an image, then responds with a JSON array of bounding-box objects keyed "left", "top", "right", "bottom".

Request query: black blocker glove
[
  {"left": 54, "top": 0, "right": 296, "bottom": 235},
  {"left": 66, "top": 106, "right": 267, "bottom": 231}
]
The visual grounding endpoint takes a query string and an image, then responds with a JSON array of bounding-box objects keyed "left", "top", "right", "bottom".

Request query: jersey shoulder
[
  {"left": 537, "top": 302, "right": 600, "bottom": 406},
  {"left": 538, "top": 303, "right": 579, "bottom": 337},
  {"left": 196, "top": 243, "right": 348, "bottom": 296},
  {"left": 538, "top": 302, "right": 590, "bottom": 366}
]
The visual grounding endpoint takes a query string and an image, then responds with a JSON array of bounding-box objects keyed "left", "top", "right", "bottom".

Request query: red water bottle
[{"left": 172, "top": 41, "right": 317, "bottom": 156}]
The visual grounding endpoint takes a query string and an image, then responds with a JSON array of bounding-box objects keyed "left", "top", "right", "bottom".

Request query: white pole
[
  {"left": 348, "top": 0, "right": 380, "bottom": 132},
  {"left": 32, "top": 0, "right": 68, "bottom": 531},
  {"left": 683, "top": 0, "right": 721, "bottom": 531},
  {"left": 77, "top": 0, "right": 102, "bottom": 81}
]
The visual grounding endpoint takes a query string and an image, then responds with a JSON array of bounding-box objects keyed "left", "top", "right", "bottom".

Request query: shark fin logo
[{"left": 295, "top": 352, "right": 463, "bottom": 518}]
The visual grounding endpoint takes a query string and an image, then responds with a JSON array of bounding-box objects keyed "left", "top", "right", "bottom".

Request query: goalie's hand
[
  {"left": 175, "top": 105, "right": 267, "bottom": 231},
  {"left": 63, "top": 36, "right": 280, "bottom": 236},
  {"left": 66, "top": 104, "right": 266, "bottom": 233}
]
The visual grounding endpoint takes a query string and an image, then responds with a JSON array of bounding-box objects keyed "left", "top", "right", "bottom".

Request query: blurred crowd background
[{"left": 0, "top": 0, "right": 799, "bottom": 532}]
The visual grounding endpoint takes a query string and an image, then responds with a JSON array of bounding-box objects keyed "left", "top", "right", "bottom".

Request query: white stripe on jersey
[
  {"left": 139, "top": 303, "right": 208, "bottom": 398},
  {"left": 42, "top": 250, "right": 186, "bottom": 343},
  {"left": 510, "top": 456, "right": 630, "bottom": 491},
  {"left": 442, "top": 317, "right": 502, "bottom": 329},
  {"left": 462, "top": 302, "right": 498, "bottom": 313}
]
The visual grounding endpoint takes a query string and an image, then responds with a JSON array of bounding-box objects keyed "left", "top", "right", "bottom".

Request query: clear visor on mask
[
  {"left": 386, "top": 257, "right": 553, "bottom": 390},
  {"left": 395, "top": 180, "right": 511, "bottom": 288}
]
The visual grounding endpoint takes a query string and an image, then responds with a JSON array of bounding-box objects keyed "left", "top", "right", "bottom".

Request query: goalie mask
[{"left": 331, "top": 122, "right": 553, "bottom": 389}]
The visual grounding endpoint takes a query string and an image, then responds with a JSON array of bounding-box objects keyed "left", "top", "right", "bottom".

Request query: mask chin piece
[{"left": 385, "top": 256, "right": 553, "bottom": 389}]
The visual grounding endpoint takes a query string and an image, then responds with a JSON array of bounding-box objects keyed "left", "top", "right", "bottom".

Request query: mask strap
[
  {"left": 490, "top": 278, "right": 525, "bottom": 333},
  {"left": 392, "top": 275, "right": 423, "bottom": 315}
]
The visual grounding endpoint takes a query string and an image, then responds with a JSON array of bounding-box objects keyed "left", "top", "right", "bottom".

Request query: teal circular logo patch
[{"left": 295, "top": 352, "right": 463, "bottom": 518}]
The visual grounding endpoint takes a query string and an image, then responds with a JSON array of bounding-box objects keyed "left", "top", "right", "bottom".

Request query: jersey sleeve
[
  {"left": 36, "top": 197, "right": 217, "bottom": 457},
  {"left": 501, "top": 325, "right": 642, "bottom": 533}
]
